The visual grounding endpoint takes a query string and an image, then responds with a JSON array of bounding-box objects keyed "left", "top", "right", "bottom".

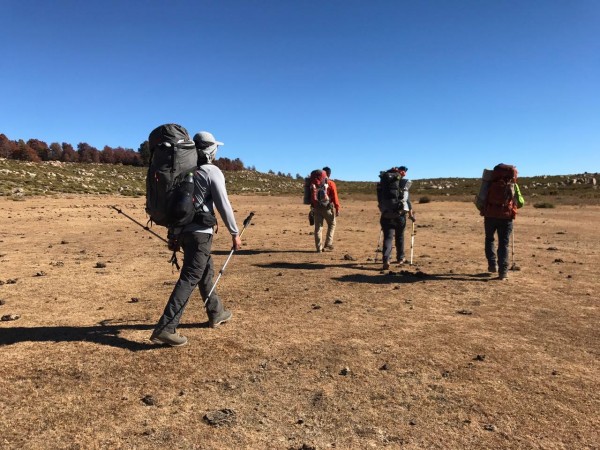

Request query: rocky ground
[{"left": 0, "top": 194, "right": 598, "bottom": 449}]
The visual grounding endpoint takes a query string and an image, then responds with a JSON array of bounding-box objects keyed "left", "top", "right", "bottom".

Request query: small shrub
[
  {"left": 418, "top": 196, "right": 431, "bottom": 204},
  {"left": 533, "top": 202, "right": 555, "bottom": 209}
]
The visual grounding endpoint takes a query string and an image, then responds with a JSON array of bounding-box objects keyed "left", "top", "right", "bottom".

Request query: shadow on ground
[{"left": 0, "top": 321, "right": 207, "bottom": 351}]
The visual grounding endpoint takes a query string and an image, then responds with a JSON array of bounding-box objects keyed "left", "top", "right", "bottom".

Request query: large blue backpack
[{"left": 145, "top": 124, "right": 198, "bottom": 227}]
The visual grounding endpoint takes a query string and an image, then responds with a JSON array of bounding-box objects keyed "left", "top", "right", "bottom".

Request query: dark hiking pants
[
  {"left": 484, "top": 217, "right": 513, "bottom": 273},
  {"left": 380, "top": 213, "right": 407, "bottom": 262},
  {"left": 156, "top": 232, "right": 224, "bottom": 333}
]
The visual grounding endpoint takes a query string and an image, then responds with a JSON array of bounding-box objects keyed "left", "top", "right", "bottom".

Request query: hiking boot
[
  {"left": 396, "top": 258, "right": 406, "bottom": 265},
  {"left": 488, "top": 264, "right": 498, "bottom": 273},
  {"left": 209, "top": 309, "right": 232, "bottom": 328},
  {"left": 382, "top": 260, "right": 390, "bottom": 270},
  {"left": 498, "top": 271, "right": 508, "bottom": 280},
  {"left": 324, "top": 244, "right": 334, "bottom": 251},
  {"left": 150, "top": 329, "right": 188, "bottom": 347}
]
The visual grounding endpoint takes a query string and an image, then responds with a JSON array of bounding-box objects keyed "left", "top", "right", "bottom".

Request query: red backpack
[
  {"left": 483, "top": 164, "right": 518, "bottom": 219},
  {"left": 307, "top": 169, "right": 330, "bottom": 207}
]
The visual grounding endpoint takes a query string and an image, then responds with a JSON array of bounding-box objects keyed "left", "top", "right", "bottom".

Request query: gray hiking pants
[
  {"left": 313, "top": 204, "right": 336, "bottom": 250},
  {"left": 156, "top": 232, "right": 224, "bottom": 333},
  {"left": 380, "top": 212, "right": 407, "bottom": 262}
]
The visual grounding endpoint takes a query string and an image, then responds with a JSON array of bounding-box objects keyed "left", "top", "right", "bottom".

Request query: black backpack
[
  {"left": 377, "top": 170, "right": 411, "bottom": 213},
  {"left": 145, "top": 124, "right": 198, "bottom": 227}
]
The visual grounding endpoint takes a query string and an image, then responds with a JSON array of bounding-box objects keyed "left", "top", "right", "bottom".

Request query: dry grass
[{"left": 0, "top": 195, "right": 598, "bottom": 449}]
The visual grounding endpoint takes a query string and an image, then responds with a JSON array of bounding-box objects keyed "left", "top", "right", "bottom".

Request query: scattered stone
[
  {"left": 95, "top": 262, "right": 106, "bottom": 268},
  {"left": 409, "top": 420, "right": 417, "bottom": 426},
  {"left": 379, "top": 364, "right": 389, "bottom": 371},
  {"left": 556, "top": 231, "right": 566, "bottom": 234},
  {"left": 296, "top": 418, "right": 304, "bottom": 424},
  {"left": 343, "top": 254, "right": 356, "bottom": 261},
  {"left": 333, "top": 299, "right": 343, "bottom": 304},
  {"left": 483, "top": 424, "right": 496, "bottom": 432},
  {"left": 34, "top": 271, "right": 46, "bottom": 277},
  {"left": 203, "top": 408, "right": 237, "bottom": 427},
  {"left": 1, "top": 314, "right": 20, "bottom": 321},
  {"left": 0, "top": 300, "right": 5, "bottom": 305},
  {"left": 265, "top": 288, "right": 270, "bottom": 292},
  {"left": 567, "top": 275, "right": 572, "bottom": 279},
  {"left": 547, "top": 247, "right": 558, "bottom": 251},
  {"left": 141, "top": 395, "right": 156, "bottom": 406},
  {"left": 552, "top": 370, "right": 559, "bottom": 376},
  {"left": 277, "top": 272, "right": 283, "bottom": 276},
  {"left": 6, "top": 279, "right": 17, "bottom": 284},
  {"left": 339, "top": 367, "right": 350, "bottom": 376},
  {"left": 312, "top": 304, "right": 321, "bottom": 310},
  {"left": 129, "top": 297, "right": 140, "bottom": 303},
  {"left": 474, "top": 354, "right": 486, "bottom": 361},
  {"left": 553, "top": 258, "right": 564, "bottom": 263},
  {"left": 60, "top": 240, "right": 69, "bottom": 244},
  {"left": 456, "top": 309, "right": 473, "bottom": 315},
  {"left": 441, "top": 370, "right": 451, "bottom": 378}
]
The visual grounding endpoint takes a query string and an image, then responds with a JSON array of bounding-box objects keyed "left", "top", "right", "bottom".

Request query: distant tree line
[{"left": 0, "top": 133, "right": 247, "bottom": 171}]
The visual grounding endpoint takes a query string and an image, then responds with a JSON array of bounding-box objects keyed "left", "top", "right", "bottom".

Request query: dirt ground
[{"left": 0, "top": 194, "right": 598, "bottom": 449}]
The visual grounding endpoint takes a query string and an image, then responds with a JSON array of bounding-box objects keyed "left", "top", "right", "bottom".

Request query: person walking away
[
  {"left": 377, "top": 166, "right": 415, "bottom": 270},
  {"left": 481, "top": 163, "right": 524, "bottom": 280},
  {"left": 151, "top": 131, "right": 241, "bottom": 346},
  {"left": 311, "top": 167, "right": 340, "bottom": 252}
]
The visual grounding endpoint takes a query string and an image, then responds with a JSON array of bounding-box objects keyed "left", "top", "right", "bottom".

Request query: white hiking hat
[
  {"left": 193, "top": 131, "right": 223, "bottom": 163},
  {"left": 193, "top": 131, "right": 224, "bottom": 148}
]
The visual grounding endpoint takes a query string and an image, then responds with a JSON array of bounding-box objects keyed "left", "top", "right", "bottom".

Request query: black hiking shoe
[
  {"left": 396, "top": 258, "right": 406, "bottom": 265},
  {"left": 382, "top": 260, "right": 390, "bottom": 270},
  {"left": 150, "top": 329, "right": 188, "bottom": 347},
  {"left": 488, "top": 264, "right": 498, "bottom": 273},
  {"left": 324, "top": 244, "right": 334, "bottom": 251},
  {"left": 498, "top": 271, "right": 508, "bottom": 280},
  {"left": 209, "top": 309, "right": 233, "bottom": 328}
]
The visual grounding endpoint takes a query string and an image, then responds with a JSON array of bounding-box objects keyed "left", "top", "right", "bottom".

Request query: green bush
[{"left": 533, "top": 202, "right": 555, "bottom": 209}]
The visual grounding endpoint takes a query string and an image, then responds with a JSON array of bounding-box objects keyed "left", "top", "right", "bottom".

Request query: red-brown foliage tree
[
  {"left": 27, "top": 139, "right": 50, "bottom": 161},
  {"left": 77, "top": 142, "right": 100, "bottom": 163},
  {"left": 60, "top": 143, "right": 78, "bottom": 162},
  {"left": 12, "top": 140, "right": 41, "bottom": 162},
  {"left": 48, "top": 143, "right": 63, "bottom": 160},
  {"left": 0, "top": 134, "right": 17, "bottom": 158},
  {"left": 100, "top": 146, "right": 116, "bottom": 164}
]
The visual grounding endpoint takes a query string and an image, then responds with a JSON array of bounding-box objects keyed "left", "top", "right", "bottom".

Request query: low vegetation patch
[{"left": 0, "top": 159, "right": 598, "bottom": 204}]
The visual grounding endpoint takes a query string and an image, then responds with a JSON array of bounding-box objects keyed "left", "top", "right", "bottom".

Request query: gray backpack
[
  {"left": 145, "top": 124, "right": 198, "bottom": 227},
  {"left": 377, "top": 170, "right": 411, "bottom": 214}
]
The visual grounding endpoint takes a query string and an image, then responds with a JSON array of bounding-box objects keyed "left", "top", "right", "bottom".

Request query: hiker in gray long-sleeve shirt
[{"left": 151, "top": 131, "right": 241, "bottom": 347}]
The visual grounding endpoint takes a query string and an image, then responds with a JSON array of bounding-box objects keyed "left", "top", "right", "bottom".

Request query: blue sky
[{"left": 1, "top": 0, "right": 598, "bottom": 181}]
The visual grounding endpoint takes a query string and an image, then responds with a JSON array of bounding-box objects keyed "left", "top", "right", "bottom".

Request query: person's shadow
[{"left": 0, "top": 320, "right": 208, "bottom": 351}]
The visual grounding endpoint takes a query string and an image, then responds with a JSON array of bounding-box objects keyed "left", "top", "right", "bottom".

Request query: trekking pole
[
  {"left": 410, "top": 220, "right": 416, "bottom": 265},
  {"left": 374, "top": 229, "right": 383, "bottom": 263},
  {"left": 110, "top": 205, "right": 167, "bottom": 244},
  {"left": 511, "top": 223, "right": 515, "bottom": 270},
  {"left": 204, "top": 212, "right": 255, "bottom": 306}
]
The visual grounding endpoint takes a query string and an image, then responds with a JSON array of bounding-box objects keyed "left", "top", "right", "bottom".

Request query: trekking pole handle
[{"left": 241, "top": 212, "right": 255, "bottom": 234}]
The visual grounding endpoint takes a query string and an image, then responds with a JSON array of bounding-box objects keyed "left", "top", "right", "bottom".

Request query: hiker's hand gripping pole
[{"left": 204, "top": 212, "right": 255, "bottom": 306}]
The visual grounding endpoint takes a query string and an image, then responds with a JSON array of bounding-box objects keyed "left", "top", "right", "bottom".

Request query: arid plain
[{"left": 0, "top": 194, "right": 598, "bottom": 449}]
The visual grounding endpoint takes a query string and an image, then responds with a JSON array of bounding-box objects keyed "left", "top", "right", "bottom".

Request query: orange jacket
[{"left": 328, "top": 179, "right": 341, "bottom": 213}]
